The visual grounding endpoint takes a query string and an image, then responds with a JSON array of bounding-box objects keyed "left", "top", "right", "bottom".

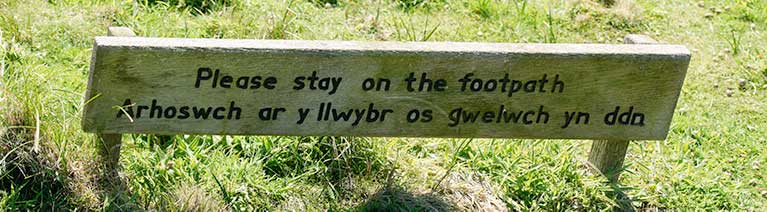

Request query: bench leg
[
  {"left": 98, "top": 133, "right": 123, "bottom": 169},
  {"left": 588, "top": 140, "right": 629, "bottom": 182}
]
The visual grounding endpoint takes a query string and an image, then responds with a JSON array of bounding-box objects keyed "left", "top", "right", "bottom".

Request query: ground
[{"left": 1, "top": 0, "right": 766, "bottom": 211}]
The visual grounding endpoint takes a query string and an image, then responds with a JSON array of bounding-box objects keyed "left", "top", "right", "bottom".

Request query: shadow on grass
[
  {"left": 94, "top": 136, "right": 141, "bottom": 211},
  {"left": 608, "top": 183, "right": 636, "bottom": 212},
  {"left": 355, "top": 184, "right": 454, "bottom": 212},
  {"left": 97, "top": 165, "right": 141, "bottom": 210}
]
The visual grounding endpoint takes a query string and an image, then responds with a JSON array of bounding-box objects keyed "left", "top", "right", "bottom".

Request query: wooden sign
[{"left": 82, "top": 37, "right": 690, "bottom": 140}]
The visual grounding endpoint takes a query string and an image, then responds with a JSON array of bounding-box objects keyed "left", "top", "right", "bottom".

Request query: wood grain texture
[
  {"left": 82, "top": 37, "right": 690, "bottom": 140},
  {"left": 624, "top": 34, "right": 659, "bottom": 45},
  {"left": 107, "top": 27, "right": 136, "bottom": 37},
  {"left": 95, "top": 27, "right": 133, "bottom": 168},
  {"left": 587, "top": 34, "right": 660, "bottom": 182},
  {"left": 98, "top": 133, "right": 122, "bottom": 168},
  {"left": 588, "top": 140, "right": 630, "bottom": 182}
]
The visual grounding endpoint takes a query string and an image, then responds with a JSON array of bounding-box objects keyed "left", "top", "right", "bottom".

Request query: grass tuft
[
  {"left": 469, "top": 0, "right": 495, "bottom": 19},
  {"left": 142, "top": 0, "right": 235, "bottom": 14},
  {"left": 395, "top": 0, "right": 430, "bottom": 10}
]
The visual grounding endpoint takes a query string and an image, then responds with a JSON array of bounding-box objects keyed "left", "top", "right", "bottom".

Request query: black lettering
[
  {"left": 448, "top": 108, "right": 462, "bottom": 127},
  {"left": 293, "top": 76, "right": 306, "bottom": 90},
  {"left": 484, "top": 79, "right": 497, "bottom": 91},
  {"left": 459, "top": 73, "right": 473, "bottom": 92},
  {"left": 508, "top": 80, "right": 522, "bottom": 97},
  {"left": 116, "top": 98, "right": 134, "bottom": 118},
  {"left": 407, "top": 109, "right": 420, "bottom": 123},
  {"left": 470, "top": 79, "right": 482, "bottom": 91},
  {"left": 250, "top": 76, "right": 263, "bottom": 89},
  {"left": 297, "top": 108, "right": 310, "bottom": 124},
  {"left": 236, "top": 77, "right": 249, "bottom": 89},
  {"left": 434, "top": 79, "right": 447, "bottom": 91},
  {"left": 332, "top": 109, "right": 354, "bottom": 122},
  {"left": 502, "top": 110, "right": 524, "bottom": 123},
  {"left": 577, "top": 112, "right": 590, "bottom": 125},
  {"left": 212, "top": 107, "right": 226, "bottom": 119},
  {"left": 178, "top": 106, "right": 190, "bottom": 119},
  {"left": 482, "top": 111, "right": 494, "bottom": 123},
  {"left": 418, "top": 73, "right": 433, "bottom": 91},
  {"left": 212, "top": 69, "right": 220, "bottom": 88},
  {"left": 150, "top": 99, "right": 162, "bottom": 119},
  {"left": 227, "top": 101, "right": 241, "bottom": 120},
  {"left": 537, "top": 105, "right": 549, "bottom": 124},
  {"left": 538, "top": 74, "right": 549, "bottom": 92},
  {"left": 137, "top": 105, "right": 148, "bottom": 118},
  {"left": 618, "top": 106, "right": 634, "bottom": 125},
  {"left": 365, "top": 103, "right": 380, "bottom": 122},
  {"left": 264, "top": 77, "right": 277, "bottom": 89},
  {"left": 420, "top": 110, "right": 432, "bottom": 122},
  {"left": 378, "top": 78, "right": 391, "bottom": 91},
  {"left": 308, "top": 71, "right": 320, "bottom": 90},
  {"left": 272, "top": 108, "right": 286, "bottom": 120},
  {"left": 404, "top": 72, "right": 417, "bottom": 92},
  {"left": 352, "top": 109, "right": 365, "bottom": 126},
  {"left": 523, "top": 111, "right": 535, "bottom": 124},
  {"left": 259, "top": 108, "right": 273, "bottom": 120},
  {"left": 632, "top": 113, "right": 645, "bottom": 126},
  {"left": 329, "top": 78, "right": 342, "bottom": 95},
  {"left": 362, "top": 78, "right": 376, "bottom": 91},
  {"left": 317, "top": 103, "right": 325, "bottom": 121},
  {"left": 462, "top": 109, "right": 481, "bottom": 123},
  {"left": 524, "top": 80, "right": 537, "bottom": 92},
  {"left": 220, "top": 75, "right": 233, "bottom": 88},
  {"left": 552, "top": 74, "right": 564, "bottom": 93},
  {"left": 164, "top": 106, "right": 177, "bottom": 118},
  {"left": 193, "top": 107, "right": 213, "bottom": 119},
  {"left": 604, "top": 106, "right": 620, "bottom": 125},
  {"left": 499, "top": 74, "right": 511, "bottom": 92},
  {"left": 195, "top": 68, "right": 212, "bottom": 88},
  {"left": 561, "top": 111, "right": 575, "bottom": 129}
]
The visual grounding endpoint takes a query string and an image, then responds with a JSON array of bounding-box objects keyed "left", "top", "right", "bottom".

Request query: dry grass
[
  {"left": 169, "top": 183, "right": 228, "bottom": 211},
  {"left": 437, "top": 172, "right": 508, "bottom": 212}
]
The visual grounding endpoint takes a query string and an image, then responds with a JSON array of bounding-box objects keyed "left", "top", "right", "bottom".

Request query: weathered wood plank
[{"left": 83, "top": 37, "right": 690, "bottom": 140}]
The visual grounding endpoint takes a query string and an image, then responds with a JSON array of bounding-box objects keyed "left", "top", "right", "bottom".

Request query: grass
[{"left": 1, "top": 0, "right": 766, "bottom": 210}]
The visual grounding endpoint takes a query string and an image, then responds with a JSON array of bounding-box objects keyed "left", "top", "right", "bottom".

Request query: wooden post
[
  {"left": 588, "top": 34, "right": 659, "bottom": 182},
  {"left": 98, "top": 27, "right": 135, "bottom": 169}
]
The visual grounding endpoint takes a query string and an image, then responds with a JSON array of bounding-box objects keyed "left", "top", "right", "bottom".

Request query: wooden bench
[{"left": 84, "top": 27, "right": 690, "bottom": 182}]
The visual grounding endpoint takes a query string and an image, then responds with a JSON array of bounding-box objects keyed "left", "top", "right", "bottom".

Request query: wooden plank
[{"left": 82, "top": 37, "right": 690, "bottom": 140}]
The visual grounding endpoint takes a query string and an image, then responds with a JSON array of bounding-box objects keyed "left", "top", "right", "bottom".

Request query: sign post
[
  {"left": 95, "top": 27, "right": 136, "bottom": 169},
  {"left": 588, "top": 34, "right": 661, "bottom": 182},
  {"left": 86, "top": 28, "right": 689, "bottom": 181}
]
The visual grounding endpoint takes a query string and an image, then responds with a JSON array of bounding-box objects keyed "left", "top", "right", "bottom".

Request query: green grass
[{"left": 2, "top": 0, "right": 766, "bottom": 210}]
